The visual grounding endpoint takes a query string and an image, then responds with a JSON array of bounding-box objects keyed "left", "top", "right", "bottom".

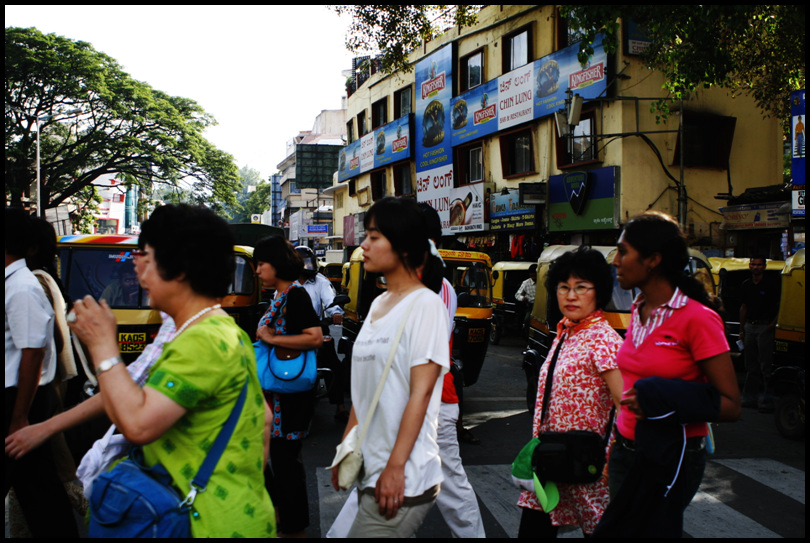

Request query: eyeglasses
[{"left": 556, "top": 284, "right": 595, "bottom": 296}]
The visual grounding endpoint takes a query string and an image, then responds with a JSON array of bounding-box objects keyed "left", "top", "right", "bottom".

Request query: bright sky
[{"left": 5, "top": 5, "right": 355, "bottom": 181}]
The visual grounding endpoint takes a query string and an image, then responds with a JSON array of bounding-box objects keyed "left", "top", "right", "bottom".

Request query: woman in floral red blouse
[{"left": 517, "top": 247, "right": 624, "bottom": 537}]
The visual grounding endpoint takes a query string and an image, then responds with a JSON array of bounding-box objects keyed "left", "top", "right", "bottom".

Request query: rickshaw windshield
[
  {"left": 446, "top": 261, "right": 491, "bottom": 308},
  {"left": 606, "top": 266, "right": 637, "bottom": 313},
  {"left": 231, "top": 255, "right": 255, "bottom": 296},
  {"left": 58, "top": 247, "right": 149, "bottom": 309}
]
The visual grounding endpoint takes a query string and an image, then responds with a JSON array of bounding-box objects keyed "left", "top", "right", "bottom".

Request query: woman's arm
[
  {"left": 69, "top": 295, "right": 187, "bottom": 445},
  {"left": 375, "top": 361, "right": 442, "bottom": 520},
  {"left": 5, "top": 393, "right": 105, "bottom": 459},
  {"left": 600, "top": 368, "right": 624, "bottom": 408},
  {"left": 256, "top": 325, "right": 323, "bottom": 350},
  {"left": 698, "top": 352, "right": 741, "bottom": 422}
]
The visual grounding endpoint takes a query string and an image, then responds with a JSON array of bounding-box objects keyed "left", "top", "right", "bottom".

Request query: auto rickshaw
[
  {"left": 770, "top": 249, "right": 805, "bottom": 439},
  {"left": 490, "top": 261, "right": 536, "bottom": 344},
  {"left": 338, "top": 247, "right": 493, "bottom": 387},
  {"left": 320, "top": 261, "right": 346, "bottom": 294},
  {"left": 709, "top": 256, "right": 784, "bottom": 361},
  {"left": 522, "top": 244, "right": 715, "bottom": 411},
  {"left": 56, "top": 234, "right": 266, "bottom": 385}
]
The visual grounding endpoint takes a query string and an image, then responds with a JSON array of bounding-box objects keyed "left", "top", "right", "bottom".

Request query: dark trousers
[
  {"left": 319, "top": 336, "right": 345, "bottom": 406},
  {"left": 5, "top": 385, "right": 79, "bottom": 538},
  {"left": 265, "top": 438, "right": 309, "bottom": 535},
  {"left": 518, "top": 506, "right": 559, "bottom": 538}
]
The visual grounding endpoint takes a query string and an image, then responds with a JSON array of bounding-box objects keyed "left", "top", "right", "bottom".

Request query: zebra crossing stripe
[
  {"left": 464, "top": 464, "right": 520, "bottom": 537},
  {"left": 684, "top": 492, "right": 780, "bottom": 538},
  {"left": 713, "top": 458, "right": 805, "bottom": 504}
]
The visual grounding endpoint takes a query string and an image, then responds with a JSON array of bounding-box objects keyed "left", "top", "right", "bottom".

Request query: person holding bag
[
  {"left": 517, "top": 247, "right": 623, "bottom": 538},
  {"left": 254, "top": 235, "right": 323, "bottom": 538},
  {"left": 68, "top": 204, "right": 276, "bottom": 538},
  {"left": 330, "top": 197, "right": 450, "bottom": 538}
]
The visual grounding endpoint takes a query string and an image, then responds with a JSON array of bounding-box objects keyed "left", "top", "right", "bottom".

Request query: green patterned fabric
[{"left": 144, "top": 315, "right": 275, "bottom": 538}]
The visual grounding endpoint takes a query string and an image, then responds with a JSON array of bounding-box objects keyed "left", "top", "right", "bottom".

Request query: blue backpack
[{"left": 88, "top": 380, "right": 248, "bottom": 538}]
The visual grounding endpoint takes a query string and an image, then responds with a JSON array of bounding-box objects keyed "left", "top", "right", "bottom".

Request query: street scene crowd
[{"left": 8, "top": 199, "right": 775, "bottom": 538}]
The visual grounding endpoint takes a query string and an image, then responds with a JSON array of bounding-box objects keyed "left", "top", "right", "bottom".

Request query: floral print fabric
[{"left": 517, "top": 311, "right": 622, "bottom": 534}]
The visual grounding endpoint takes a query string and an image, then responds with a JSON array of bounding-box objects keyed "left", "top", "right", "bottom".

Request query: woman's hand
[
  {"left": 620, "top": 387, "right": 645, "bottom": 420},
  {"left": 68, "top": 295, "right": 120, "bottom": 363},
  {"left": 256, "top": 325, "right": 277, "bottom": 346},
  {"left": 5, "top": 422, "right": 50, "bottom": 459},
  {"left": 375, "top": 463, "right": 406, "bottom": 520}
]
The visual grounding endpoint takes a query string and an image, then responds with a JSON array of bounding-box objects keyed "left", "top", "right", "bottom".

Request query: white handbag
[{"left": 327, "top": 295, "right": 419, "bottom": 489}]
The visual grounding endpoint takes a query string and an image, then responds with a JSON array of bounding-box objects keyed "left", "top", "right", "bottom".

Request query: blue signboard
[
  {"left": 450, "top": 79, "right": 499, "bottom": 146},
  {"left": 534, "top": 34, "right": 608, "bottom": 119},
  {"left": 414, "top": 44, "right": 454, "bottom": 174},
  {"left": 337, "top": 115, "right": 413, "bottom": 182},
  {"left": 792, "top": 90, "right": 805, "bottom": 218}
]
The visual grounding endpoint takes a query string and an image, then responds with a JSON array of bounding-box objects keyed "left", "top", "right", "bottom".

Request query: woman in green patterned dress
[{"left": 69, "top": 205, "right": 276, "bottom": 538}]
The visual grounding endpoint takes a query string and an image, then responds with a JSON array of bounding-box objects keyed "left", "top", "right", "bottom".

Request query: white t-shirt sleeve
[{"left": 404, "top": 291, "right": 451, "bottom": 372}]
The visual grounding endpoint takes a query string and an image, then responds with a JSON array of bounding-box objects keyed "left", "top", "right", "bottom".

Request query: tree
[
  {"left": 5, "top": 27, "right": 240, "bottom": 212},
  {"left": 562, "top": 5, "right": 805, "bottom": 119},
  {"left": 329, "top": 5, "right": 479, "bottom": 74},
  {"left": 224, "top": 165, "right": 267, "bottom": 223}
]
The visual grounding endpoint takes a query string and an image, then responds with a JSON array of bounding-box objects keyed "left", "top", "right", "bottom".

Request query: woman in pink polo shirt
[{"left": 608, "top": 212, "right": 740, "bottom": 527}]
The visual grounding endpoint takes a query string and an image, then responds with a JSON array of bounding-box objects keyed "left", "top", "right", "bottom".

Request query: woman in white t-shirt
[{"left": 331, "top": 197, "right": 450, "bottom": 537}]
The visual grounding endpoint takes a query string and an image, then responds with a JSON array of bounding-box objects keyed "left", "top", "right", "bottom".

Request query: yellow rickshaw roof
[
  {"left": 782, "top": 249, "right": 805, "bottom": 274},
  {"left": 350, "top": 246, "right": 492, "bottom": 266},
  {"left": 492, "top": 261, "right": 535, "bottom": 271},
  {"left": 58, "top": 235, "right": 253, "bottom": 257},
  {"left": 709, "top": 256, "right": 785, "bottom": 274}
]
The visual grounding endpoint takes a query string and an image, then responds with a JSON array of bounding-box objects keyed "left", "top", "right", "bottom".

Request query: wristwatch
[{"left": 95, "top": 355, "right": 123, "bottom": 377}]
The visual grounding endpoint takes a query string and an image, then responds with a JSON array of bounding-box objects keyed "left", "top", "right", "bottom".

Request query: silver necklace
[{"left": 174, "top": 304, "right": 221, "bottom": 337}]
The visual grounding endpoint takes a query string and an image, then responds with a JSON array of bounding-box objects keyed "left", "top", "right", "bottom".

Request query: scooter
[{"left": 314, "top": 295, "right": 350, "bottom": 401}]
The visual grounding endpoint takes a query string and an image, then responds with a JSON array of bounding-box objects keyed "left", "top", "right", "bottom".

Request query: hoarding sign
[
  {"left": 489, "top": 189, "right": 536, "bottom": 231},
  {"left": 548, "top": 166, "right": 617, "bottom": 231},
  {"left": 720, "top": 202, "right": 790, "bottom": 230},
  {"left": 791, "top": 89, "right": 805, "bottom": 218}
]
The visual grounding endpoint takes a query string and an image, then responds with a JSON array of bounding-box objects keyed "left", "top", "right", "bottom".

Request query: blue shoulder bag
[
  {"left": 88, "top": 379, "right": 248, "bottom": 538},
  {"left": 254, "top": 287, "right": 317, "bottom": 394}
]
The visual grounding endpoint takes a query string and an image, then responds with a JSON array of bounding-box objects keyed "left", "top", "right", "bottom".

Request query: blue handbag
[
  {"left": 254, "top": 340, "right": 317, "bottom": 394},
  {"left": 88, "top": 380, "right": 248, "bottom": 538}
]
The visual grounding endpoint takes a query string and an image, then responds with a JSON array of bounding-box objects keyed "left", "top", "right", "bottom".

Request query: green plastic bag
[{"left": 511, "top": 437, "right": 559, "bottom": 512}]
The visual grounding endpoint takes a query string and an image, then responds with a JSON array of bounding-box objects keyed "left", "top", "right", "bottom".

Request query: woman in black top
[{"left": 255, "top": 236, "right": 323, "bottom": 537}]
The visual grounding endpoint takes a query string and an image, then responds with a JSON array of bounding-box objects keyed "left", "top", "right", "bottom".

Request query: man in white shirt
[
  {"left": 295, "top": 246, "right": 348, "bottom": 421},
  {"left": 4, "top": 207, "right": 77, "bottom": 537}
]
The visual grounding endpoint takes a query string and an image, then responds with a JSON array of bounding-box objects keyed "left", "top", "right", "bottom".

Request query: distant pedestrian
[{"left": 739, "top": 255, "right": 780, "bottom": 412}]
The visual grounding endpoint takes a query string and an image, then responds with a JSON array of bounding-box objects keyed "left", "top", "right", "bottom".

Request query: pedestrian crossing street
[{"left": 315, "top": 458, "right": 805, "bottom": 538}]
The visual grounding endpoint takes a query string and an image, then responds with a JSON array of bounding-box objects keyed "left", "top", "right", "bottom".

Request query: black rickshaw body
[
  {"left": 490, "top": 261, "right": 535, "bottom": 344},
  {"left": 769, "top": 249, "right": 805, "bottom": 439}
]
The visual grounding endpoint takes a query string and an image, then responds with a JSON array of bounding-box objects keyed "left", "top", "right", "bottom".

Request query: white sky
[{"left": 5, "top": 5, "right": 356, "bottom": 181}]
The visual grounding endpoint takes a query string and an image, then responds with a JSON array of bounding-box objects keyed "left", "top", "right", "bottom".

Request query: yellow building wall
[{"left": 337, "top": 5, "right": 782, "bottom": 245}]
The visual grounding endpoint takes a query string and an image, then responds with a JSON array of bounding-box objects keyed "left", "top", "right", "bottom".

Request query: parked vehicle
[
  {"left": 57, "top": 234, "right": 266, "bottom": 382},
  {"left": 490, "top": 261, "right": 535, "bottom": 344},
  {"left": 338, "top": 247, "right": 493, "bottom": 387},
  {"left": 709, "top": 256, "right": 784, "bottom": 361},
  {"left": 770, "top": 249, "right": 805, "bottom": 439},
  {"left": 522, "top": 244, "right": 715, "bottom": 411}
]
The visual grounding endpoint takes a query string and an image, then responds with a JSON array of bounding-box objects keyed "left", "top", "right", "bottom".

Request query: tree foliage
[
  {"left": 5, "top": 27, "right": 240, "bottom": 211},
  {"left": 562, "top": 5, "right": 805, "bottom": 119},
  {"left": 329, "top": 5, "right": 479, "bottom": 74}
]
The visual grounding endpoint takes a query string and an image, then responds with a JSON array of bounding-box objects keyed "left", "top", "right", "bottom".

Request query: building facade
[{"left": 330, "top": 5, "right": 784, "bottom": 260}]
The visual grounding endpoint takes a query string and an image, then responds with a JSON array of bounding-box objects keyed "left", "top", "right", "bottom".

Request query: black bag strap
[{"left": 539, "top": 332, "right": 615, "bottom": 443}]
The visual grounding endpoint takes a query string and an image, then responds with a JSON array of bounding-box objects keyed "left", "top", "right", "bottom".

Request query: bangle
[{"left": 95, "top": 356, "right": 123, "bottom": 377}]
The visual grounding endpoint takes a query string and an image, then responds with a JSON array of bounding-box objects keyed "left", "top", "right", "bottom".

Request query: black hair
[
  {"left": 26, "top": 217, "right": 58, "bottom": 274},
  {"left": 366, "top": 197, "right": 443, "bottom": 293},
  {"left": 621, "top": 211, "right": 713, "bottom": 308},
  {"left": 749, "top": 254, "right": 767, "bottom": 264},
  {"left": 254, "top": 236, "right": 303, "bottom": 281},
  {"left": 138, "top": 204, "right": 235, "bottom": 298},
  {"left": 5, "top": 207, "right": 34, "bottom": 258},
  {"left": 546, "top": 246, "right": 613, "bottom": 310}
]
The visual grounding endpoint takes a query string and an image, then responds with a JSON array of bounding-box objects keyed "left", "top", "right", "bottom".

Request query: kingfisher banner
[{"left": 337, "top": 115, "right": 413, "bottom": 182}]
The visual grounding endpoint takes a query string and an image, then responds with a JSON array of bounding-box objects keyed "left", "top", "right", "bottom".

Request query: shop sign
[
  {"left": 489, "top": 189, "right": 536, "bottom": 231},
  {"left": 720, "top": 202, "right": 789, "bottom": 230},
  {"left": 791, "top": 89, "right": 805, "bottom": 218},
  {"left": 343, "top": 215, "right": 355, "bottom": 246},
  {"left": 548, "top": 166, "right": 617, "bottom": 232}
]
